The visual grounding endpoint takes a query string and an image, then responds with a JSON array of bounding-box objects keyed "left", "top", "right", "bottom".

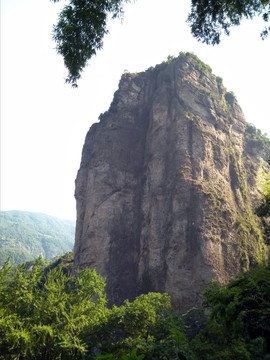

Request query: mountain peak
[{"left": 74, "top": 53, "right": 268, "bottom": 312}]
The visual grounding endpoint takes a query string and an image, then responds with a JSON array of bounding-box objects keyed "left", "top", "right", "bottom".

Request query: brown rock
[{"left": 74, "top": 53, "right": 268, "bottom": 312}]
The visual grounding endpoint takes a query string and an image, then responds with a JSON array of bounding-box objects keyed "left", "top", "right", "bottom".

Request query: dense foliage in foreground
[
  {"left": 191, "top": 265, "right": 270, "bottom": 359},
  {"left": 0, "top": 257, "right": 270, "bottom": 360},
  {"left": 0, "top": 258, "right": 187, "bottom": 360}
]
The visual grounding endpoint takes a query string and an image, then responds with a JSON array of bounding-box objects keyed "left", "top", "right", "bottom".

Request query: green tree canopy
[
  {"left": 190, "top": 265, "right": 270, "bottom": 359},
  {"left": 0, "top": 258, "right": 107, "bottom": 359},
  {"left": 51, "top": 0, "right": 270, "bottom": 87},
  {"left": 188, "top": 0, "right": 270, "bottom": 45},
  {"left": 0, "top": 258, "right": 188, "bottom": 360},
  {"left": 2, "top": 255, "right": 270, "bottom": 359},
  {"left": 51, "top": 0, "right": 130, "bottom": 87}
]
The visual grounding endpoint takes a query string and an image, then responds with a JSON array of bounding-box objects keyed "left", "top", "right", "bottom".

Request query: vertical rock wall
[{"left": 74, "top": 53, "right": 268, "bottom": 312}]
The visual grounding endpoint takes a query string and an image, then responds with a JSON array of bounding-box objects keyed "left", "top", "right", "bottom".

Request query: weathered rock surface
[{"left": 74, "top": 53, "right": 269, "bottom": 312}]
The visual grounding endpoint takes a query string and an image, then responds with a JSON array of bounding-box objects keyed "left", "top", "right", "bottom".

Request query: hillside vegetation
[{"left": 0, "top": 211, "right": 75, "bottom": 266}]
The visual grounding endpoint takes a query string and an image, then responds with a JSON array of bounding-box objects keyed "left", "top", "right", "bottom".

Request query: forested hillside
[{"left": 0, "top": 211, "right": 75, "bottom": 266}]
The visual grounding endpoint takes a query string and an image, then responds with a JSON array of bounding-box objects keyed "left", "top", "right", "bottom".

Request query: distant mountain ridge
[{"left": 0, "top": 210, "right": 75, "bottom": 266}]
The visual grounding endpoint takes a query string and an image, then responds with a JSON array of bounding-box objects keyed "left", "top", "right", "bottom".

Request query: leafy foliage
[
  {"left": 188, "top": 0, "right": 270, "bottom": 45},
  {"left": 0, "top": 260, "right": 188, "bottom": 360},
  {"left": 0, "top": 258, "right": 108, "bottom": 359},
  {"left": 245, "top": 123, "right": 270, "bottom": 147},
  {"left": 97, "top": 348, "right": 145, "bottom": 360},
  {"left": 51, "top": 0, "right": 270, "bottom": 85},
  {"left": 101, "top": 293, "right": 189, "bottom": 360},
  {"left": 52, "top": 0, "right": 130, "bottom": 87},
  {"left": 245, "top": 124, "right": 270, "bottom": 244},
  {"left": 2, "top": 249, "right": 270, "bottom": 360},
  {"left": 181, "top": 52, "right": 212, "bottom": 73},
  {"left": 190, "top": 265, "right": 270, "bottom": 359},
  {"left": 0, "top": 210, "right": 75, "bottom": 266},
  {"left": 224, "top": 90, "right": 236, "bottom": 103},
  {"left": 255, "top": 170, "right": 270, "bottom": 245}
]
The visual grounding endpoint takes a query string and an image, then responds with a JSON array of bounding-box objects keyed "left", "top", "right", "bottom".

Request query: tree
[
  {"left": 0, "top": 258, "right": 108, "bottom": 359},
  {"left": 101, "top": 293, "right": 189, "bottom": 360},
  {"left": 187, "top": 0, "right": 270, "bottom": 45},
  {"left": 0, "top": 258, "right": 188, "bottom": 360},
  {"left": 190, "top": 265, "right": 270, "bottom": 359},
  {"left": 51, "top": 0, "right": 270, "bottom": 87},
  {"left": 51, "top": 0, "right": 130, "bottom": 87}
]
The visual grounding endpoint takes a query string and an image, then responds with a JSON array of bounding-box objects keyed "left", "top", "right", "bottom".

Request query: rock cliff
[{"left": 74, "top": 53, "right": 269, "bottom": 312}]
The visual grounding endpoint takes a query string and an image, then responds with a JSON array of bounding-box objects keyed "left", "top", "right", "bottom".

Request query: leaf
[
  {"left": 96, "top": 353, "right": 114, "bottom": 359},
  {"left": 171, "top": 328, "right": 184, "bottom": 345}
]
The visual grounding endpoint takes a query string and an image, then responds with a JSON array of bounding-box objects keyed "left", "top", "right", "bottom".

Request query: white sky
[{"left": 1, "top": 0, "right": 270, "bottom": 221}]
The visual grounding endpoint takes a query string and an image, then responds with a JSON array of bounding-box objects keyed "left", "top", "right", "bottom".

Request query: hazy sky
[{"left": 1, "top": 0, "right": 270, "bottom": 221}]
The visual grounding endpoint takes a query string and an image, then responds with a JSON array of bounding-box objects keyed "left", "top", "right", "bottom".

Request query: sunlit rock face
[{"left": 74, "top": 53, "right": 268, "bottom": 312}]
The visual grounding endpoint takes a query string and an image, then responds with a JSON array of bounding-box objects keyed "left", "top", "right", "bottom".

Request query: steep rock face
[{"left": 74, "top": 53, "right": 268, "bottom": 312}]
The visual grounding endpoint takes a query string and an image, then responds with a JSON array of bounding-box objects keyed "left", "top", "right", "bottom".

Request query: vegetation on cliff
[
  {"left": 1, "top": 254, "right": 269, "bottom": 359},
  {"left": 256, "top": 170, "right": 270, "bottom": 245},
  {"left": 0, "top": 211, "right": 75, "bottom": 266}
]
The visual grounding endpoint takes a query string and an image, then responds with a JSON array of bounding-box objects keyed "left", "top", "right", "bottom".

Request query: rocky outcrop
[{"left": 74, "top": 53, "right": 269, "bottom": 312}]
